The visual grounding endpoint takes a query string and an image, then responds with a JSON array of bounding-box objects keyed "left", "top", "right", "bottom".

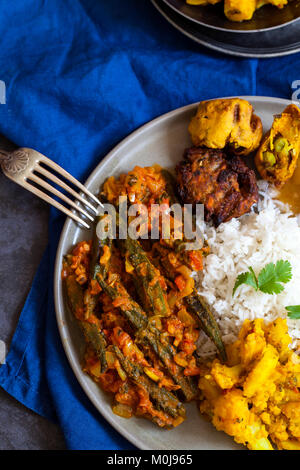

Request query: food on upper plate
[
  {"left": 186, "top": 0, "right": 290, "bottom": 22},
  {"left": 255, "top": 104, "right": 300, "bottom": 188},
  {"left": 224, "top": 0, "right": 257, "bottom": 21},
  {"left": 224, "top": 0, "right": 289, "bottom": 22},
  {"left": 176, "top": 146, "right": 259, "bottom": 226},
  {"left": 62, "top": 165, "right": 227, "bottom": 428},
  {"left": 199, "top": 318, "right": 300, "bottom": 450},
  {"left": 188, "top": 98, "right": 263, "bottom": 156}
]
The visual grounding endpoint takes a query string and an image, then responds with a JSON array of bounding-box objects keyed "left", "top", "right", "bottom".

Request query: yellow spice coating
[
  {"left": 188, "top": 98, "right": 263, "bottom": 156},
  {"left": 224, "top": 0, "right": 257, "bottom": 21},
  {"left": 255, "top": 104, "right": 300, "bottom": 188},
  {"left": 199, "top": 318, "right": 300, "bottom": 450}
]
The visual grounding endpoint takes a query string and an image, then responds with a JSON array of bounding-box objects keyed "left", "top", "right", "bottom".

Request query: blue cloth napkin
[{"left": 1, "top": 0, "right": 300, "bottom": 450}]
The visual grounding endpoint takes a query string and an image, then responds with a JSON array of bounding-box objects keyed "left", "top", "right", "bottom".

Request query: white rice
[{"left": 197, "top": 180, "right": 300, "bottom": 357}]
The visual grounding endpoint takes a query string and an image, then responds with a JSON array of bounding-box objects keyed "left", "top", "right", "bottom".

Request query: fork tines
[{"left": 26, "top": 154, "right": 102, "bottom": 229}]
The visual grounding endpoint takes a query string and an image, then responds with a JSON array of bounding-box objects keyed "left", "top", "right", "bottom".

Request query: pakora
[
  {"left": 188, "top": 98, "right": 262, "bottom": 156},
  {"left": 176, "top": 146, "right": 259, "bottom": 226},
  {"left": 255, "top": 104, "right": 300, "bottom": 188}
]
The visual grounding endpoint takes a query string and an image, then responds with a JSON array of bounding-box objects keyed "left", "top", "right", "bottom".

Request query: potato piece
[
  {"left": 224, "top": 0, "right": 257, "bottom": 21},
  {"left": 212, "top": 389, "right": 250, "bottom": 437},
  {"left": 243, "top": 344, "right": 279, "bottom": 398},
  {"left": 89, "top": 360, "right": 102, "bottom": 377},
  {"left": 268, "top": 0, "right": 288, "bottom": 7},
  {"left": 264, "top": 318, "right": 291, "bottom": 361},
  {"left": 255, "top": 104, "right": 300, "bottom": 187},
  {"left": 239, "top": 319, "right": 266, "bottom": 366},
  {"left": 188, "top": 98, "right": 263, "bottom": 156},
  {"left": 211, "top": 360, "right": 243, "bottom": 389},
  {"left": 279, "top": 439, "right": 300, "bottom": 450},
  {"left": 281, "top": 402, "right": 300, "bottom": 439},
  {"left": 198, "top": 375, "right": 221, "bottom": 402}
]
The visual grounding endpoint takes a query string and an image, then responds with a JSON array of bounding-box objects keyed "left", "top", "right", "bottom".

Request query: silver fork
[{"left": 0, "top": 146, "right": 102, "bottom": 229}]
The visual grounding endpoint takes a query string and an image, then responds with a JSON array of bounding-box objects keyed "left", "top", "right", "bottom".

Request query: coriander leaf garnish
[
  {"left": 273, "top": 260, "right": 293, "bottom": 284},
  {"left": 285, "top": 305, "right": 300, "bottom": 320},
  {"left": 258, "top": 260, "right": 292, "bottom": 294},
  {"left": 232, "top": 260, "right": 292, "bottom": 296},
  {"left": 233, "top": 268, "right": 258, "bottom": 296}
]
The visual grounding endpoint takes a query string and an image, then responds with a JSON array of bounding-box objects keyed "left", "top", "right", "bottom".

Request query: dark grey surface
[{"left": 0, "top": 158, "right": 66, "bottom": 449}]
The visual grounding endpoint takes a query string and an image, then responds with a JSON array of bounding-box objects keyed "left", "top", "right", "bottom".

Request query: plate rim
[
  {"left": 162, "top": 0, "right": 300, "bottom": 34},
  {"left": 54, "top": 95, "right": 294, "bottom": 450},
  {"left": 152, "top": 0, "right": 300, "bottom": 58}
]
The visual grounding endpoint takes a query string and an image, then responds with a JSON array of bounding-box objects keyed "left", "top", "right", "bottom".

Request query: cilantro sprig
[
  {"left": 285, "top": 305, "right": 300, "bottom": 320},
  {"left": 233, "top": 260, "right": 292, "bottom": 297}
]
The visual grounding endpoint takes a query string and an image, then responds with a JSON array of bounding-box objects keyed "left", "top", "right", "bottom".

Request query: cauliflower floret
[{"left": 212, "top": 389, "right": 273, "bottom": 450}]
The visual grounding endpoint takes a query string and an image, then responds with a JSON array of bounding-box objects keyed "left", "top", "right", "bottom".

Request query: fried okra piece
[
  {"left": 176, "top": 147, "right": 258, "bottom": 226},
  {"left": 188, "top": 98, "right": 263, "bottom": 156},
  {"left": 255, "top": 104, "right": 300, "bottom": 188}
]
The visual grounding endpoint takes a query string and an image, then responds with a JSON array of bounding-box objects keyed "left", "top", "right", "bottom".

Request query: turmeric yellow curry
[{"left": 199, "top": 318, "right": 300, "bottom": 450}]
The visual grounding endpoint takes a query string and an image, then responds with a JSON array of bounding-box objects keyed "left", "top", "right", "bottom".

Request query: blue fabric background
[{"left": 0, "top": 0, "right": 300, "bottom": 450}]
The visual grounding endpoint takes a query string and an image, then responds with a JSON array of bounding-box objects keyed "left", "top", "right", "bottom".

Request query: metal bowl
[{"left": 162, "top": 0, "right": 300, "bottom": 32}]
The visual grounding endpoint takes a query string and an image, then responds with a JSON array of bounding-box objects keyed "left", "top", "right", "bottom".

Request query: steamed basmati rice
[{"left": 197, "top": 181, "right": 300, "bottom": 357}]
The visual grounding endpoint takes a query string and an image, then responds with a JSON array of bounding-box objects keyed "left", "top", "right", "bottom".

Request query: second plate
[
  {"left": 162, "top": 0, "right": 300, "bottom": 33},
  {"left": 152, "top": 0, "right": 300, "bottom": 58}
]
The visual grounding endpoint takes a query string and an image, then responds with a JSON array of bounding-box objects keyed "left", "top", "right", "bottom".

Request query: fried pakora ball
[
  {"left": 224, "top": 0, "right": 257, "bottom": 21},
  {"left": 255, "top": 104, "right": 300, "bottom": 188},
  {"left": 188, "top": 98, "right": 263, "bottom": 156},
  {"left": 176, "top": 147, "right": 259, "bottom": 226}
]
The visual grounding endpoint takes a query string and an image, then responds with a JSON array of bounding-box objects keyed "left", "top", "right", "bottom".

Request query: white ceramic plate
[{"left": 54, "top": 96, "right": 292, "bottom": 450}]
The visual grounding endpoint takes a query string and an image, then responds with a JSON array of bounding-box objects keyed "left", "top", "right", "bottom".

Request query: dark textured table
[{"left": 0, "top": 150, "right": 66, "bottom": 449}]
